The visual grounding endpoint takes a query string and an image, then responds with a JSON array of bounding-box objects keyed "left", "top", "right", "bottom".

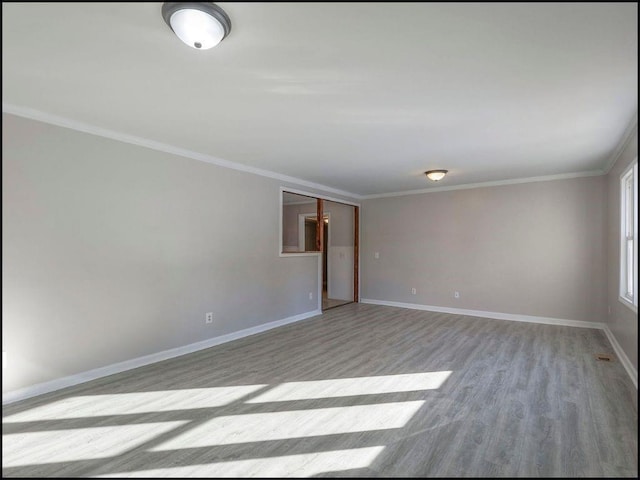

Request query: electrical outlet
[
  {"left": 309, "top": 292, "right": 313, "bottom": 300},
  {"left": 411, "top": 288, "right": 417, "bottom": 295},
  {"left": 205, "top": 312, "right": 213, "bottom": 324},
  {"left": 374, "top": 252, "right": 380, "bottom": 259},
  {"left": 454, "top": 291, "right": 460, "bottom": 298}
]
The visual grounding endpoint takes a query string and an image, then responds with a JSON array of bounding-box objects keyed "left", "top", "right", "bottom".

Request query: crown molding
[
  {"left": 5, "top": 103, "right": 631, "bottom": 201},
  {"left": 2, "top": 103, "right": 362, "bottom": 201},
  {"left": 602, "top": 111, "right": 638, "bottom": 175},
  {"left": 360, "top": 170, "right": 604, "bottom": 200}
]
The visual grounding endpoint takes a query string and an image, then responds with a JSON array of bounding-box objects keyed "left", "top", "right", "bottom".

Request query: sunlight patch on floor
[
  {"left": 247, "top": 371, "right": 452, "bottom": 403},
  {"left": 2, "top": 373, "right": 449, "bottom": 473},
  {"left": 151, "top": 401, "right": 424, "bottom": 450},
  {"left": 2, "top": 385, "right": 266, "bottom": 422},
  {"left": 2, "top": 422, "right": 186, "bottom": 468},
  {"left": 94, "top": 446, "right": 385, "bottom": 477}
]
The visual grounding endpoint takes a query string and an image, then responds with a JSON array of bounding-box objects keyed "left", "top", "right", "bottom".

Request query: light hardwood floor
[{"left": 2, "top": 304, "right": 638, "bottom": 477}]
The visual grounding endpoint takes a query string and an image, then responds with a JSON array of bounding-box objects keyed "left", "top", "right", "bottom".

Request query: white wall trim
[
  {"left": 603, "top": 325, "right": 638, "bottom": 389},
  {"left": 360, "top": 170, "right": 605, "bottom": 200},
  {"left": 2, "top": 103, "right": 360, "bottom": 200},
  {"left": 2, "top": 309, "right": 322, "bottom": 405},
  {"left": 602, "top": 113, "right": 638, "bottom": 175},
  {"left": 618, "top": 160, "right": 639, "bottom": 311},
  {"left": 5, "top": 103, "right": 621, "bottom": 201},
  {"left": 278, "top": 251, "right": 321, "bottom": 258},
  {"left": 618, "top": 295, "right": 638, "bottom": 314},
  {"left": 283, "top": 200, "right": 317, "bottom": 206},
  {"left": 282, "top": 186, "right": 361, "bottom": 207},
  {"left": 360, "top": 298, "right": 605, "bottom": 329}
]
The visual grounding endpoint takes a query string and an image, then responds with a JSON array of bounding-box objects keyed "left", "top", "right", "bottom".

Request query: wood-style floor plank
[{"left": 2, "top": 304, "right": 637, "bottom": 477}]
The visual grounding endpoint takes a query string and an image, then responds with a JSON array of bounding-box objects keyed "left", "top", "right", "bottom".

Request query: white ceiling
[{"left": 2, "top": 2, "right": 637, "bottom": 197}]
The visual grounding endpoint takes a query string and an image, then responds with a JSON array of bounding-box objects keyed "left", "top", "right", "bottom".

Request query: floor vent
[{"left": 595, "top": 353, "right": 614, "bottom": 361}]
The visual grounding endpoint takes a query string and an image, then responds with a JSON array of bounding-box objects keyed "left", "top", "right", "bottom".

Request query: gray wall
[
  {"left": 361, "top": 176, "right": 607, "bottom": 323},
  {"left": 4, "top": 110, "right": 634, "bottom": 395},
  {"left": 606, "top": 128, "right": 638, "bottom": 372},
  {"left": 1, "top": 113, "right": 347, "bottom": 394}
]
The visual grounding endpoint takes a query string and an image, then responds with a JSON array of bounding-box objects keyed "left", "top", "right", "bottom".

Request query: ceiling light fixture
[
  {"left": 425, "top": 170, "right": 448, "bottom": 182},
  {"left": 162, "top": 2, "right": 231, "bottom": 50}
]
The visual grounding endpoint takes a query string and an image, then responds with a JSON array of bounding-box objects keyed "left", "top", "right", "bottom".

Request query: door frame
[{"left": 280, "top": 187, "right": 360, "bottom": 305}]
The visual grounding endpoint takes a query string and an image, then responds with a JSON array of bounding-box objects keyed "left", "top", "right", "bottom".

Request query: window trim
[{"left": 619, "top": 159, "right": 638, "bottom": 313}]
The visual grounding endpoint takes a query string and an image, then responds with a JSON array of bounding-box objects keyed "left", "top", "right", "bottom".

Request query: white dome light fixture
[
  {"left": 425, "top": 170, "right": 448, "bottom": 182},
  {"left": 162, "top": 2, "right": 231, "bottom": 50}
]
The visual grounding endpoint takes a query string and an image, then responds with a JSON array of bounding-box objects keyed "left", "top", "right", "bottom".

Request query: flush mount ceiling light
[
  {"left": 162, "top": 2, "right": 231, "bottom": 50},
  {"left": 425, "top": 170, "right": 448, "bottom": 182}
]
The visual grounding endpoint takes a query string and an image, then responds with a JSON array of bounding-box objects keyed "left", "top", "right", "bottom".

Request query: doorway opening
[
  {"left": 320, "top": 214, "right": 351, "bottom": 310},
  {"left": 282, "top": 190, "right": 359, "bottom": 311},
  {"left": 321, "top": 200, "right": 358, "bottom": 311}
]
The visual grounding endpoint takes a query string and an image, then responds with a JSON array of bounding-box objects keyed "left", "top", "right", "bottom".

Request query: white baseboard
[
  {"left": 2, "top": 309, "right": 322, "bottom": 405},
  {"left": 360, "top": 298, "right": 605, "bottom": 329},
  {"left": 603, "top": 326, "right": 638, "bottom": 389}
]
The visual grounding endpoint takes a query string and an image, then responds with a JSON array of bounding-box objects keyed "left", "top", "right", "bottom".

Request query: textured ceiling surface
[{"left": 2, "top": 2, "right": 637, "bottom": 196}]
